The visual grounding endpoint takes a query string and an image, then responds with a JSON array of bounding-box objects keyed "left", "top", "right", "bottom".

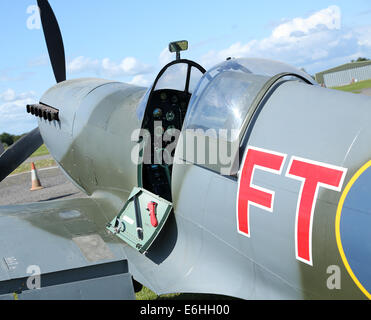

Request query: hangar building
[{"left": 315, "top": 60, "right": 371, "bottom": 87}]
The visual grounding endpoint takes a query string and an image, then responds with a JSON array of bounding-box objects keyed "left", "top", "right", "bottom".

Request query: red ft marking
[
  {"left": 237, "top": 146, "right": 287, "bottom": 237},
  {"left": 286, "top": 157, "right": 347, "bottom": 265}
]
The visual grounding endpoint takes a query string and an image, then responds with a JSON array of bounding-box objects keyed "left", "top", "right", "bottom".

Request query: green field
[
  {"left": 10, "top": 144, "right": 53, "bottom": 175},
  {"left": 135, "top": 286, "right": 234, "bottom": 300},
  {"left": 136, "top": 287, "right": 179, "bottom": 300},
  {"left": 30, "top": 144, "right": 50, "bottom": 157},
  {"left": 332, "top": 79, "right": 371, "bottom": 93},
  {"left": 11, "top": 159, "right": 56, "bottom": 175}
]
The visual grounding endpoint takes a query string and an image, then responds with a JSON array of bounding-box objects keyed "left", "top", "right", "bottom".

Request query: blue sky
[{"left": 1, "top": 0, "right": 371, "bottom": 134}]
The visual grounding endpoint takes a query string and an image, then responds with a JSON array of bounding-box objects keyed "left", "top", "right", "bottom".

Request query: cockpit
[
  {"left": 137, "top": 42, "right": 316, "bottom": 202},
  {"left": 138, "top": 43, "right": 206, "bottom": 202},
  {"left": 112, "top": 42, "right": 317, "bottom": 254}
]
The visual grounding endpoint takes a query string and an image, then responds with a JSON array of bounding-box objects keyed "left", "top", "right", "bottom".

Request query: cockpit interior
[{"left": 140, "top": 59, "right": 206, "bottom": 201}]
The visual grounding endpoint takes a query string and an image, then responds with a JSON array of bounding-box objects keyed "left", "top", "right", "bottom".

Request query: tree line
[
  {"left": 0, "top": 132, "right": 26, "bottom": 147},
  {"left": 351, "top": 57, "right": 370, "bottom": 63}
]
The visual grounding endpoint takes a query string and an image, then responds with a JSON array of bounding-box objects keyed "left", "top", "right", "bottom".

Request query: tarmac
[
  {"left": 0, "top": 165, "right": 86, "bottom": 206},
  {"left": 361, "top": 88, "right": 371, "bottom": 96}
]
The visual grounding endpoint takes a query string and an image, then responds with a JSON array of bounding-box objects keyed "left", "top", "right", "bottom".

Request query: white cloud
[
  {"left": 0, "top": 89, "right": 16, "bottom": 102},
  {"left": 159, "top": 47, "right": 174, "bottom": 66},
  {"left": 0, "top": 89, "right": 36, "bottom": 104},
  {"left": 102, "top": 57, "right": 153, "bottom": 77},
  {"left": 128, "top": 75, "right": 151, "bottom": 87},
  {"left": 28, "top": 54, "right": 49, "bottom": 68},
  {"left": 67, "top": 56, "right": 154, "bottom": 79},
  {"left": 200, "top": 5, "right": 371, "bottom": 74},
  {"left": 271, "top": 5, "right": 341, "bottom": 40},
  {"left": 0, "top": 89, "right": 38, "bottom": 134},
  {"left": 0, "top": 69, "right": 35, "bottom": 83},
  {"left": 355, "top": 26, "right": 371, "bottom": 47},
  {"left": 67, "top": 56, "right": 99, "bottom": 74}
]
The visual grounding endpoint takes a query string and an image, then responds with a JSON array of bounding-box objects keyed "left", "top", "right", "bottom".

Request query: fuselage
[{"left": 35, "top": 58, "right": 371, "bottom": 299}]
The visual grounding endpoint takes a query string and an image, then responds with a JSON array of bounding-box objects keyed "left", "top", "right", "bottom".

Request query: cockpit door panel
[{"left": 107, "top": 187, "right": 173, "bottom": 254}]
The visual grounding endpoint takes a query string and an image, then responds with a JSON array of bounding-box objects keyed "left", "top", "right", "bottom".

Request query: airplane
[{"left": 0, "top": 0, "right": 370, "bottom": 300}]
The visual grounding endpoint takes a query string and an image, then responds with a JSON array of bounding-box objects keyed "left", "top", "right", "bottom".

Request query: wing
[{"left": 0, "top": 197, "right": 134, "bottom": 300}]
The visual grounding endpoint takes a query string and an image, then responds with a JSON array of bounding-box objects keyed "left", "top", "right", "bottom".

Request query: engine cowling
[{"left": 38, "top": 78, "right": 147, "bottom": 203}]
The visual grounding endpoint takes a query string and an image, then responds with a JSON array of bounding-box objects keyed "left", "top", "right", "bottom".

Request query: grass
[
  {"left": 11, "top": 159, "right": 56, "bottom": 175},
  {"left": 332, "top": 79, "right": 371, "bottom": 93},
  {"left": 136, "top": 287, "right": 180, "bottom": 300},
  {"left": 30, "top": 144, "right": 50, "bottom": 157},
  {"left": 9, "top": 144, "right": 54, "bottom": 175},
  {"left": 135, "top": 286, "right": 237, "bottom": 300}
]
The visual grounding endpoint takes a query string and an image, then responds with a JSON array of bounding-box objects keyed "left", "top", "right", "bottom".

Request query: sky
[{"left": 0, "top": 0, "right": 371, "bottom": 134}]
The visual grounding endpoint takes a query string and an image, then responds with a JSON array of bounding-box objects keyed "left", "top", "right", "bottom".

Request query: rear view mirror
[
  {"left": 169, "top": 40, "right": 188, "bottom": 53},
  {"left": 169, "top": 40, "right": 188, "bottom": 60}
]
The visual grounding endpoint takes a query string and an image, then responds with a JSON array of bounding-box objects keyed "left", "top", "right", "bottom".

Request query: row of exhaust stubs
[{"left": 26, "top": 104, "right": 59, "bottom": 122}]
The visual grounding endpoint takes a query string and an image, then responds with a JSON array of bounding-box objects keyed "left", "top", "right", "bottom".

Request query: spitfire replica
[{"left": 0, "top": 0, "right": 370, "bottom": 300}]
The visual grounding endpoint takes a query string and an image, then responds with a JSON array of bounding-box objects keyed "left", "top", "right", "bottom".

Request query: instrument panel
[
  {"left": 148, "top": 89, "right": 191, "bottom": 132},
  {"left": 141, "top": 89, "right": 191, "bottom": 201},
  {"left": 144, "top": 89, "right": 191, "bottom": 162}
]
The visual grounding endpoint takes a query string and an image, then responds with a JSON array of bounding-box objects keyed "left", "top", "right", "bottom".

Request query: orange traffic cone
[{"left": 30, "top": 162, "right": 44, "bottom": 191}]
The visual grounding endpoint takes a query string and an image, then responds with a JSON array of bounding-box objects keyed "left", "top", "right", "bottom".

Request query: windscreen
[
  {"left": 184, "top": 58, "right": 315, "bottom": 142},
  {"left": 154, "top": 63, "right": 188, "bottom": 92},
  {"left": 185, "top": 71, "right": 268, "bottom": 142}
]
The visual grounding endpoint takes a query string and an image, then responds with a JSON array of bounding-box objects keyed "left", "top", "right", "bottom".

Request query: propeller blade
[
  {"left": 0, "top": 128, "right": 43, "bottom": 182},
  {"left": 37, "top": 0, "right": 66, "bottom": 83}
]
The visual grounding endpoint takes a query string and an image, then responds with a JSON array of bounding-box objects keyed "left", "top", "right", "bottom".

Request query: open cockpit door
[
  {"left": 106, "top": 187, "right": 173, "bottom": 254},
  {"left": 107, "top": 44, "right": 206, "bottom": 254}
]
